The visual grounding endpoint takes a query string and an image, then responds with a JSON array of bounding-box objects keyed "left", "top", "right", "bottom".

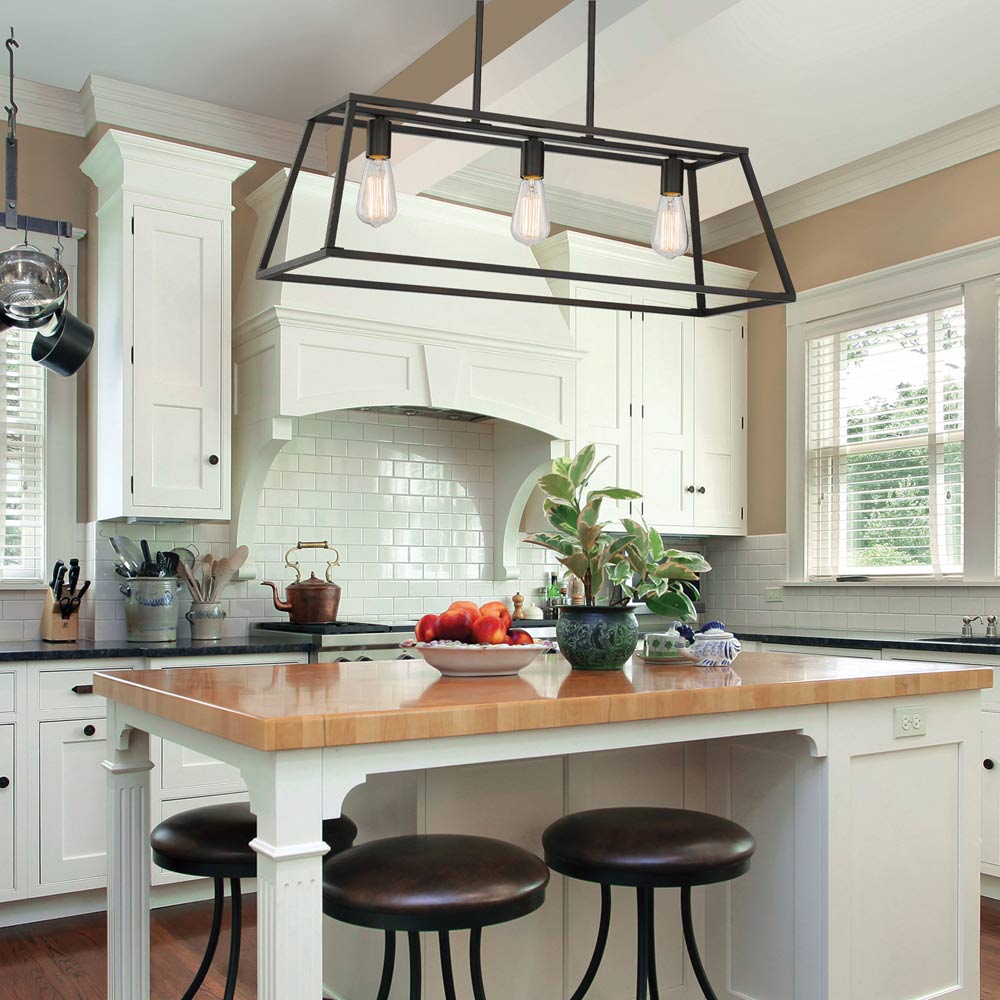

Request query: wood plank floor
[{"left": 3, "top": 895, "right": 1000, "bottom": 997}]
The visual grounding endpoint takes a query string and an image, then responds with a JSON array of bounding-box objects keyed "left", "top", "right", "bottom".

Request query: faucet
[
  {"left": 988, "top": 615, "right": 998, "bottom": 638},
  {"left": 962, "top": 615, "right": 983, "bottom": 638}
]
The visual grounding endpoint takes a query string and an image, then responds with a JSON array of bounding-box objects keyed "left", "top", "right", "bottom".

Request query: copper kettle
[{"left": 261, "top": 541, "right": 342, "bottom": 624}]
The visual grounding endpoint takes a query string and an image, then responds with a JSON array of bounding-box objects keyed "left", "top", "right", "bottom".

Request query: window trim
[{"left": 786, "top": 236, "right": 1000, "bottom": 584}]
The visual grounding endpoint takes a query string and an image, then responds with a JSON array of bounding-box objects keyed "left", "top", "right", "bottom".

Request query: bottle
[{"left": 545, "top": 572, "right": 560, "bottom": 617}]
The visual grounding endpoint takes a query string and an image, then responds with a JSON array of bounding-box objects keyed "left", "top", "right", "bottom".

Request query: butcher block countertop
[{"left": 93, "top": 652, "right": 992, "bottom": 752}]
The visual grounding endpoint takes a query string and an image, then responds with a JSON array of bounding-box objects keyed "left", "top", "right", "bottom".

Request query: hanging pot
[
  {"left": 0, "top": 245, "right": 68, "bottom": 327},
  {"left": 30, "top": 307, "right": 94, "bottom": 376}
]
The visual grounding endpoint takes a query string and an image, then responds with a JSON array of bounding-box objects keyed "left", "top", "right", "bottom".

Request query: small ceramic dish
[{"left": 400, "top": 640, "right": 552, "bottom": 677}]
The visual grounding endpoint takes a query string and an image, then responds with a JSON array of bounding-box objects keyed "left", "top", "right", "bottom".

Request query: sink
[{"left": 917, "top": 636, "right": 1000, "bottom": 645}]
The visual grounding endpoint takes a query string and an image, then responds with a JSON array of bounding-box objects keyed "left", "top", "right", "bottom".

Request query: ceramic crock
[
  {"left": 186, "top": 601, "right": 226, "bottom": 641},
  {"left": 121, "top": 577, "right": 179, "bottom": 643},
  {"left": 556, "top": 604, "right": 639, "bottom": 670}
]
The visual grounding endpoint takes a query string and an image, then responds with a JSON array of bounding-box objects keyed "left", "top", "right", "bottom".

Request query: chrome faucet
[
  {"left": 988, "top": 615, "right": 998, "bottom": 638},
  {"left": 962, "top": 615, "right": 983, "bottom": 638}
]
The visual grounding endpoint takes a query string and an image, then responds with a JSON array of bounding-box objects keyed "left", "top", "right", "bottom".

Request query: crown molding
[
  {"left": 12, "top": 78, "right": 86, "bottom": 136},
  {"left": 425, "top": 163, "right": 655, "bottom": 246}
]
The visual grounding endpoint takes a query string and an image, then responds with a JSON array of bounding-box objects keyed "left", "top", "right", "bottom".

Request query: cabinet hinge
[
  {"left": 641, "top": 404, "right": 645, "bottom": 418},
  {"left": 741, "top": 326, "right": 745, "bottom": 339},
  {"left": 130, "top": 476, "right": 134, "bottom": 495},
  {"left": 130, "top": 346, "right": 134, "bottom": 365},
  {"left": 131, "top": 216, "right": 134, "bottom": 235},
  {"left": 741, "top": 506, "right": 745, "bottom": 521},
  {"left": 629, "top": 403, "right": 633, "bottom": 417},
  {"left": 741, "top": 416, "right": 744, "bottom": 429}
]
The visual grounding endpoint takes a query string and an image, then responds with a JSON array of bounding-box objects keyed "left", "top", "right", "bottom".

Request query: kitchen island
[{"left": 95, "top": 652, "right": 989, "bottom": 1000}]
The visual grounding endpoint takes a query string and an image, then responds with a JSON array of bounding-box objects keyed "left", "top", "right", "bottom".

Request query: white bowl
[{"left": 403, "top": 641, "right": 550, "bottom": 677}]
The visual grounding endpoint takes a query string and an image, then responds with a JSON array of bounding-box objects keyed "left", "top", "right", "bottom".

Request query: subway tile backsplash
[
  {"left": 75, "top": 412, "right": 561, "bottom": 642},
  {"left": 702, "top": 533, "right": 995, "bottom": 636}
]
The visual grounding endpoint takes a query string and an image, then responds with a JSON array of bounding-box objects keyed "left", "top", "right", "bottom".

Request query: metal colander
[{"left": 0, "top": 245, "right": 68, "bottom": 326}]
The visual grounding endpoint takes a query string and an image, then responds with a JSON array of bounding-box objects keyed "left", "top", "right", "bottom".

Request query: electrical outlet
[
  {"left": 893, "top": 706, "right": 928, "bottom": 738},
  {"left": 765, "top": 587, "right": 784, "bottom": 603}
]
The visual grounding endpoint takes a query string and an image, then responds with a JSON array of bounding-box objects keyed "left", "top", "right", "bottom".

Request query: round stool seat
[
  {"left": 151, "top": 802, "right": 358, "bottom": 879},
  {"left": 543, "top": 807, "right": 755, "bottom": 888},
  {"left": 322, "top": 834, "right": 549, "bottom": 932}
]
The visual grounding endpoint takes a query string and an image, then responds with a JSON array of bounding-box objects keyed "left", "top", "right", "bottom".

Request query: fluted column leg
[{"left": 104, "top": 723, "right": 154, "bottom": 1000}]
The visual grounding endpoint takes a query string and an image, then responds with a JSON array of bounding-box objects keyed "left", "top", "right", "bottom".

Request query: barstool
[
  {"left": 543, "top": 807, "right": 755, "bottom": 1000},
  {"left": 322, "top": 833, "right": 549, "bottom": 999},
  {"left": 150, "top": 802, "right": 358, "bottom": 1000}
]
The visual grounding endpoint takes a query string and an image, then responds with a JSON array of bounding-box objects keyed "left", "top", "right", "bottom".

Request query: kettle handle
[{"left": 284, "top": 540, "right": 341, "bottom": 583}]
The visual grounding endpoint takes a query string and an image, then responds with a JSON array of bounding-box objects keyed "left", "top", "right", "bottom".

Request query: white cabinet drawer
[
  {"left": 0, "top": 671, "right": 14, "bottom": 714},
  {"left": 159, "top": 740, "right": 244, "bottom": 795},
  {"left": 0, "top": 724, "right": 13, "bottom": 892},
  {"left": 38, "top": 718, "right": 107, "bottom": 887},
  {"left": 37, "top": 665, "right": 133, "bottom": 713}
]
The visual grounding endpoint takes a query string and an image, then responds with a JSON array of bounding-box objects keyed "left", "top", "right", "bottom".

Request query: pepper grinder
[{"left": 512, "top": 592, "right": 525, "bottom": 620}]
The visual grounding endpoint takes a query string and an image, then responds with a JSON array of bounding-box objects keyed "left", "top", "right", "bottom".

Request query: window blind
[
  {"left": 1, "top": 326, "right": 45, "bottom": 583},
  {"left": 806, "top": 298, "right": 964, "bottom": 578}
]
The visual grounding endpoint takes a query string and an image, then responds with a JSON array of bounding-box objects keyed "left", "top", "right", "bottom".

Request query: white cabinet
[
  {"left": 38, "top": 718, "right": 107, "bottom": 888},
  {"left": 81, "top": 130, "right": 252, "bottom": 522},
  {"left": 983, "top": 712, "right": 1000, "bottom": 870},
  {"left": 0, "top": 725, "right": 13, "bottom": 893}
]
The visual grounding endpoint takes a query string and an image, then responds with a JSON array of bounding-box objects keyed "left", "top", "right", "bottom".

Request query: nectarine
[
  {"left": 507, "top": 629, "right": 534, "bottom": 646},
  {"left": 415, "top": 614, "right": 439, "bottom": 643},
  {"left": 448, "top": 600, "right": 481, "bottom": 623},
  {"left": 437, "top": 607, "right": 476, "bottom": 642},
  {"left": 479, "top": 601, "right": 512, "bottom": 630},
  {"left": 472, "top": 615, "right": 508, "bottom": 645}
]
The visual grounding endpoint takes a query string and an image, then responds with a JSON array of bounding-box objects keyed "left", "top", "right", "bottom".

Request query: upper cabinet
[
  {"left": 536, "top": 233, "right": 753, "bottom": 537},
  {"left": 81, "top": 131, "right": 252, "bottom": 521}
]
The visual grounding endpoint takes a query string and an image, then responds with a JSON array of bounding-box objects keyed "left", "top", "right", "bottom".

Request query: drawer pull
[
  {"left": 72, "top": 684, "right": 93, "bottom": 695},
  {"left": 83, "top": 724, "right": 97, "bottom": 737},
  {"left": 0, "top": 776, "right": 9, "bottom": 789},
  {"left": 986, "top": 759, "right": 995, "bottom": 770}
]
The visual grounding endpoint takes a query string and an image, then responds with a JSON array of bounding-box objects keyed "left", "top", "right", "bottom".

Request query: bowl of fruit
[{"left": 404, "top": 601, "right": 551, "bottom": 677}]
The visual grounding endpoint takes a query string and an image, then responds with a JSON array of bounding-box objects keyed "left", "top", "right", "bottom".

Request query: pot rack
[
  {"left": 4, "top": 29, "right": 74, "bottom": 239},
  {"left": 258, "top": 1, "right": 795, "bottom": 318}
]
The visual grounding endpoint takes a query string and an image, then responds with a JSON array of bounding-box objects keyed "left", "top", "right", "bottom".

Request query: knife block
[{"left": 40, "top": 588, "right": 80, "bottom": 643}]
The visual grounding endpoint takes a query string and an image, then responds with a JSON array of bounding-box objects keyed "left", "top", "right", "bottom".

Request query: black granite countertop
[
  {"left": 731, "top": 626, "right": 1000, "bottom": 656},
  {"left": 0, "top": 636, "right": 314, "bottom": 663}
]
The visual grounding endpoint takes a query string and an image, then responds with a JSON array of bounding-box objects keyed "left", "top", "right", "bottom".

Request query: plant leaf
[
  {"left": 644, "top": 589, "right": 697, "bottom": 621},
  {"left": 568, "top": 445, "right": 596, "bottom": 487},
  {"left": 588, "top": 487, "right": 642, "bottom": 501},
  {"left": 538, "top": 473, "right": 575, "bottom": 502},
  {"left": 558, "top": 553, "right": 590, "bottom": 581}
]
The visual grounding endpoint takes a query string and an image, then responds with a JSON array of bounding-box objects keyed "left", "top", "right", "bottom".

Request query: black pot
[
  {"left": 556, "top": 604, "right": 639, "bottom": 671},
  {"left": 30, "top": 309, "right": 94, "bottom": 376}
]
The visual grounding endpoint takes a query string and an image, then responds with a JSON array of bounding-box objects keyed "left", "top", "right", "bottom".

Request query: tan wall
[{"left": 709, "top": 149, "right": 1000, "bottom": 535}]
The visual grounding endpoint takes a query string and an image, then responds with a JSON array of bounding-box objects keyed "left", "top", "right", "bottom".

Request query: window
[
  {"left": 1, "top": 324, "right": 46, "bottom": 583},
  {"left": 805, "top": 297, "right": 965, "bottom": 579}
]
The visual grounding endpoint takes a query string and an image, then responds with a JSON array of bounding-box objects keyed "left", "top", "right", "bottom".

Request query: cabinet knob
[
  {"left": 697, "top": 486, "right": 707, "bottom": 494},
  {"left": 986, "top": 759, "right": 995, "bottom": 770},
  {"left": 0, "top": 776, "right": 9, "bottom": 789},
  {"left": 686, "top": 485, "right": 696, "bottom": 494},
  {"left": 208, "top": 454, "right": 220, "bottom": 466},
  {"left": 83, "top": 724, "right": 97, "bottom": 737}
]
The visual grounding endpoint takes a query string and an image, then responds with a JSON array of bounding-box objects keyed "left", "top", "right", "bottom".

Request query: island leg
[
  {"left": 249, "top": 748, "right": 328, "bottom": 999},
  {"left": 104, "top": 722, "right": 154, "bottom": 1000}
]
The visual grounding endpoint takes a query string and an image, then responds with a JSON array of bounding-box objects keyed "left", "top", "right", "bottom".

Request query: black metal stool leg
[
  {"left": 645, "top": 888, "right": 659, "bottom": 1000},
  {"left": 438, "top": 931, "right": 458, "bottom": 1000},
  {"left": 408, "top": 931, "right": 422, "bottom": 1000},
  {"left": 181, "top": 877, "right": 225, "bottom": 1000},
  {"left": 568, "top": 883, "right": 612, "bottom": 1000},
  {"left": 681, "top": 885, "right": 720, "bottom": 1000},
  {"left": 376, "top": 931, "right": 396, "bottom": 1000},
  {"left": 222, "top": 878, "right": 242, "bottom": 1000},
  {"left": 469, "top": 926, "right": 487, "bottom": 1000},
  {"left": 635, "top": 889, "right": 649, "bottom": 1000}
]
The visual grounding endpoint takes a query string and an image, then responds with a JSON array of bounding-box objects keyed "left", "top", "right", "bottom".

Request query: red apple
[
  {"left": 415, "top": 614, "right": 439, "bottom": 643},
  {"left": 507, "top": 629, "right": 534, "bottom": 646},
  {"left": 448, "top": 600, "right": 482, "bottom": 624},
  {"left": 437, "top": 607, "right": 476, "bottom": 642},
  {"left": 472, "top": 615, "right": 509, "bottom": 645},
  {"left": 479, "top": 601, "right": 512, "bottom": 631}
]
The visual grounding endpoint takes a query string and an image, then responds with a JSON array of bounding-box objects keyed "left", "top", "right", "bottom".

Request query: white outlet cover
[
  {"left": 765, "top": 587, "right": 784, "bottom": 603},
  {"left": 893, "top": 705, "right": 928, "bottom": 738}
]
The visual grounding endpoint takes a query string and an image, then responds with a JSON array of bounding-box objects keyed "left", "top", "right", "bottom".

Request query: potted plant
[{"left": 526, "top": 445, "right": 710, "bottom": 670}]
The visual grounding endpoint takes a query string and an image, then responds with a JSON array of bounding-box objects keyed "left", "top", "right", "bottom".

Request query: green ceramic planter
[{"left": 556, "top": 604, "right": 640, "bottom": 670}]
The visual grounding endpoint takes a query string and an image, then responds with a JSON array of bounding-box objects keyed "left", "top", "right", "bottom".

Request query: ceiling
[
  {"left": 446, "top": 0, "right": 1000, "bottom": 219},
  {"left": 8, "top": 0, "right": 473, "bottom": 121}
]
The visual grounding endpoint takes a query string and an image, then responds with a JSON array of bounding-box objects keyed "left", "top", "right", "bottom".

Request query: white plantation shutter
[
  {"left": 806, "top": 295, "right": 964, "bottom": 578},
  {"left": 1, "top": 326, "right": 45, "bottom": 582}
]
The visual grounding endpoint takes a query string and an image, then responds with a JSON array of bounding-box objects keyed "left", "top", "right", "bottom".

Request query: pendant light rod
[
  {"left": 586, "top": 0, "right": 596, "bottom": 133},
  {"left": 472, "top": 0, "right": 484, "bottom": 117}
]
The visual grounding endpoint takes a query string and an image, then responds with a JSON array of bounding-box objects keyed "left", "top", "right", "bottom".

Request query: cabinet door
[
  {"left": 574, "top": 288, "right": 633, "bottom": 521},
  {"left": 38, "top": 719, "right": 107, "bottom": 886},
  {"left": 0, "top": 725, "right": 12, "bottom": 892},
  {"left": 638, "top": 309, "right": 694, "bottom": 528},
  {"left": 692, "top": 315, "right": 746, "bottom": 531},
  {"left": 984, "top": 712, "right": 1000, "bottom": 868},
  {"left": 131, "top": 206, "right": 225, "bottom": 513}
]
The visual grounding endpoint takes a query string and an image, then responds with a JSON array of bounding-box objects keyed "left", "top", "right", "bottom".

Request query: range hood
[{"left": 353, "top": 405, "right": 491, "bottom": 424}]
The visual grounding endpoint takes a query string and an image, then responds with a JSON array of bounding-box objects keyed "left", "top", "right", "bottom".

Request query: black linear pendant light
[{"left": 258, "top": 2, "right": 795, "bottom": 318}]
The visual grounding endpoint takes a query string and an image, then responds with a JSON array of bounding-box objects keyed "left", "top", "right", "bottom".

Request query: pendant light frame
[{"left": 258, "top": 2, "right": 795, "bottom": 318}]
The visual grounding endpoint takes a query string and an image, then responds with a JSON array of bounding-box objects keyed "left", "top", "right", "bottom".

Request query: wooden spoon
[
  {"left": 176, "top": 559, "right": 203, "bottom": 602},
  {"left": 198, "top": 554, "right": 214, "bottom": 603}
]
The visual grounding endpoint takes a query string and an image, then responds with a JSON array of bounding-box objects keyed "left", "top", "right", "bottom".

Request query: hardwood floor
[{"left": 4, "top": 896, "right": 1000, "bottom": 997}]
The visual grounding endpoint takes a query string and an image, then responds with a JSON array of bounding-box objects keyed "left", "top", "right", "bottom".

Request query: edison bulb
[
  {"left": 651, "top": 193, "right": 689, "bottom": 258},
  {"left": 511, "top": 178, "right": 550, "bottom": 246},
  {"left": 356, "top": 157, "right": 397, "bottom": 228}
]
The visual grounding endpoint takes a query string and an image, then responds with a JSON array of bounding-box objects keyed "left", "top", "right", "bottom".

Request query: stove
[{"left": 251, "top": 620, "right": 417, "bottom": 662}]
